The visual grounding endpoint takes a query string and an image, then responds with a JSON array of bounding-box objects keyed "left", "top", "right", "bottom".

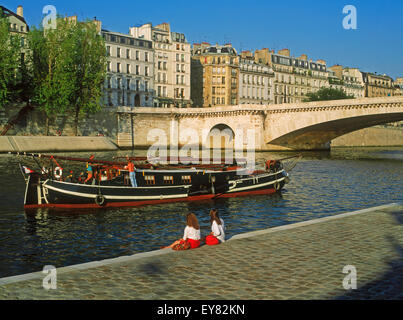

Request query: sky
[{"left": 2, "top": 0, "right": 403, "bottom": 79}]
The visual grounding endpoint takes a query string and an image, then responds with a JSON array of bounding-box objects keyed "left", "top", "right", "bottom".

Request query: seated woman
[
  {"left": 206, "top": 209, "right": 225, "bottom": 245},
  {"left": 165, "top": 213, "right": 201, "bottom": 250}
]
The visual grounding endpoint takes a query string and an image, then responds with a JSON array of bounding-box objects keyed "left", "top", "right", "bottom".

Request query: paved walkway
[{"left": 1, "top": 203, "right": 402, "bottom": 300}]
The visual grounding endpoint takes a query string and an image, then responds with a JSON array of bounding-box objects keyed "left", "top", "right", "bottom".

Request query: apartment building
[
  {"left": 254, "top": 48, "right": 328, "bottom": 104},
  {"left": 328, "top": 65, "right": 365, "bottom": 98},
  {"left": 191, "top": 43, "right": 240, "bottom": 107},
  {"left": 102, "top": 29, "right": 154, "bottom": 107},
  {"left": 362, "top": 72, "right": 394, "bottom": 97},
  {"left": 238, "top": 51, "right": 274, "bottom": 105},
  {"left": 394, "top": 78, "right": 403, "bottom": 96},
  {"left": 130, "top": 23, "right": 191, "bottom": 108},
  {"left": 0, "top": 5, "right": 28, "bottom": 35}
]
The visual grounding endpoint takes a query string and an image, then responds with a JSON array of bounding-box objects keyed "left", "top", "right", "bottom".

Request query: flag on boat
[{"left": 22, "top": 166, "right": 34, "bottom": 174}]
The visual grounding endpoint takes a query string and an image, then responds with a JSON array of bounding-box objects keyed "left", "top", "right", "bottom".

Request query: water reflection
[{"left": 0, "top": 147, "right": 402, "bottom": 277}]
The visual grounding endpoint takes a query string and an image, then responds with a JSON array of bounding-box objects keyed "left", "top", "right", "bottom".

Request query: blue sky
[{"left": 3, "top": 0, "right": 403, "bottom": 79}]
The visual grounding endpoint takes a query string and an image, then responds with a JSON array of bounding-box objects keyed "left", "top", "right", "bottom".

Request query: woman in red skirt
[
  {"left": 205, "top": 209, "right": 225, "bottom": 246},
  {"left": 165, "top": 213, "right": 201, "bottom": 250}
]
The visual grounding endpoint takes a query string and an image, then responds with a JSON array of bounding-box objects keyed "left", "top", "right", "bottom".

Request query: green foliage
[
  {"left": 0, "top": 15, "right": 23, "bottom": 108},
  {"left": 27, "top": 18, "right": 107, "bottom": 134},
  {"left": 303, "top": 87, "right": 355, "bottom": 102}
]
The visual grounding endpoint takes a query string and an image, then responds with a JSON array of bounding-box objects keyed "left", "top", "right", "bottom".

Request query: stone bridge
[{"left": 117, "top": 96, "right": 403, "bottom": 151}]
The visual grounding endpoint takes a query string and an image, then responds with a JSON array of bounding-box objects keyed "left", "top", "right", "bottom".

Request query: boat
[{"left": 14, "top": 152, "right": 298, "bottom": 209}]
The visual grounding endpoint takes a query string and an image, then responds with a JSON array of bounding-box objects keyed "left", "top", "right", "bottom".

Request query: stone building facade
[
  {"left": 342, "top": 67, "right": 365, "bottom": 98},
  {"left": 130, "top": 23, "right": 191, "bottom": 108},
  {"left": 191, "top": 43, "right": 240, "bottom": 107},
  {"left": 238, "top": 51, "right": 274, "bottom": 105},
  {"left": 102, "top": 29, "right": 154, "bottom": 108},
  {"left": 1, "top": 5, "right": 28, "bottom": 35},
  {"left": 254, "top": 48, "right": 328, "bottom": 104},
  {"left": 362, "top": 72, "right": 394, "bottom": 98},
  {"left": 394, "top": 78, "right": 403, "bottom": 96}
]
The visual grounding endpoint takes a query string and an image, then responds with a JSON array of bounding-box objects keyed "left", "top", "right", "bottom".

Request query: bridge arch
[
  {"left": 267, "top": 112, "right": 403, "bottom": 150},
  {"left": 206, "top": 123, "right": 235, "bottom": 150}
]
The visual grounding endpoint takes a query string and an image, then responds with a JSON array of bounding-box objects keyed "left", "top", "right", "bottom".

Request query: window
[
  {"left": 222, "top": 77, "right": 225, "bottom": 85},
  {"left": 181, "top": 75, "right": 184, "bottom": 85},
  {"left": 117, "top": 63, "right": 121, "bottom": 73},
  {"left": 145, "top": 66, "right": 149, "bottom": 76},
  {"left": 136, "top": 80, "right": 140, "bottom": 91},
  {"left": 107, "top": 62, "right": 111, "bottom": 72},
  {"left": 136, "top": 51, "right": 139, "bottom": 60},
  {"left": 145, "top": 52, "right": 149, "bottom": 62},
  {"left": 136, "top": 65, "right": 139, "bottom": 75},
  {"left": 176, "top": 75, "right": 180, "bottom": 84},
  {"left": 106, "top": 46, "right": 111, "bottom": 56},
  {"left": 126, "top": 49, "right": 130, "bottom": 59},
  {"left": 117, "top": 78, "right": 121, "bottom": 89},
  {"left": 164, "top": 176, "right": 174, "bottom": 184},
  {"left": 145, "top": 176, "right": 156, "bottom": 185},
  {"left": 182, "top": 176, "right": 191, "bottom": 184},
  {"left": 145, "top": 81, "right": 148, "bottom": 92},
  {"left": 127, "top": 79, "right": 130, "bottom": 90},
  {"left": 117, "top": 47, "right": 121, "bottom": 58},
  {"left": 126, "top": 64, "right": 130, "bottom": 74}
]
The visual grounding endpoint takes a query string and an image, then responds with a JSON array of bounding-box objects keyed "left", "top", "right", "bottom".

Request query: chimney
[
  {"left": 299, "top": 54, "right": 308, "bottom": 61},
  {"left": 278, "top": 49, "right": 290, "bottom": 57},
  {"left": 17, "top": 5, "right": 23, "bottom": 18}
]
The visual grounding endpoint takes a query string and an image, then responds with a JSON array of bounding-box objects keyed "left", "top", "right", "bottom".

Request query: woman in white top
[
  {"left": 207, "top": 209, "right": 225, "bottom": 244},
  {"left": 165, "top": 213, "right": 201, "bottom": 250}
]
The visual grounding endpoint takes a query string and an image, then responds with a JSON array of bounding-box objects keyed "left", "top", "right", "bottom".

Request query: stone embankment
[
  {"left": 0, "top": 136, "right": 118, "bottom": 153},
  {"left": 1, "top": 203, "right": 402, "bottom": 300}
]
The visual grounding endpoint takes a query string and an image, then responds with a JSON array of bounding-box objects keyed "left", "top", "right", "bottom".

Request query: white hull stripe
[
  {"left": 48, "top": 180, "right": 191, "bottom": 190},
  {"left": 44, "top": 184, "right": 189, "bottom": 201},
  {"left": 228, "top": 177, "right": 285, "bottom": 193}
]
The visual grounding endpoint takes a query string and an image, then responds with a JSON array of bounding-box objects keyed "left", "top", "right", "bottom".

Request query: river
[{"left": 0, "top": 147, "right": 402, "bottom": 278}]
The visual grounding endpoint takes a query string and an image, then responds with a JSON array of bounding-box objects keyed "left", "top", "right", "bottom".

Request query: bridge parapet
[{"left": 116, "top": 96, "right": 403, "bottom": 151}]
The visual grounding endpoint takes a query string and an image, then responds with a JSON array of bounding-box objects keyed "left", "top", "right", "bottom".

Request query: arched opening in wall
[
  {"left": 134, "top": 94, "right": 141, "bottom": 107},
  {"left": 207, "top": 124, "right": 235, "bottom": 161}
]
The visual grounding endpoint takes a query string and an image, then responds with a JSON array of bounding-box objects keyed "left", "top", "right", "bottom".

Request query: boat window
[
  {"left": 182, "top": 175, "right": 191, "bottom": 184},
  {"left": 145, "top": 175, "right": 156, "bottom": 185},
  {"left": 163, "top": 176, "right": 174, "bottom": 184}
]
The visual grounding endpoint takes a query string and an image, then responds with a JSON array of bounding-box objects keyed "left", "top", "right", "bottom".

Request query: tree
[
  {"left": 303, "top": 87, "right": 355, "bottom": 102},
  {"left": 28, "top": 17, "right": 107, "bottom": 135},
  {"left": 0, "top": 10, "right": 23, "bottom": 108}
]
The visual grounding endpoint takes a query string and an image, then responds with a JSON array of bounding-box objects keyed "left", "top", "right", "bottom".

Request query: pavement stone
[{"left": 0, "top": 204, "right": 402, "bottom": 300}]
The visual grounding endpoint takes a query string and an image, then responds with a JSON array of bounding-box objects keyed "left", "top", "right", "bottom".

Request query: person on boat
[
  {"left": 206, "top": 209, "right": 225, "bottom": 245},
  {"left": 165, "top": 213, "right": 201, "bottom": 250},
  {"left": 125, "top": 156, "right": 137, "bottom": 188},
  {"left": 84, "top": 163, "right": 94, "bottom": 184}
]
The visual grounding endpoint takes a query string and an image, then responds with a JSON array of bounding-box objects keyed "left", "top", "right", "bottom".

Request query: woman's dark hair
[
  {"left": 210, "top": 209, "right": 222, "bottom": 225},
  {"left": 186, "top": 213, "right": 200, "bottom": 230}
]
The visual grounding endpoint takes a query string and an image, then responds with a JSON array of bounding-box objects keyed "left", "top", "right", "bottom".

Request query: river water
[{"left": 0, "top": 147, "right": 402, "bottom": 278}]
